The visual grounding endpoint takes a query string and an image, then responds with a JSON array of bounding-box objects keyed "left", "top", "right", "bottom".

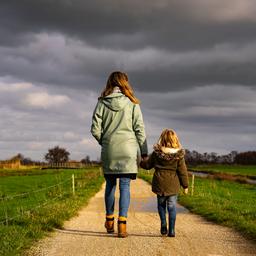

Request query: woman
[{"left": 91, "top": 71, "right": 148, "bottom": 238}]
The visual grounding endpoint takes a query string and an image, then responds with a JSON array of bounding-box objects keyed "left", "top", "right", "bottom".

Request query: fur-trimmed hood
[{"left": 153, "top": 144, "right": 185, "bottom": 161}]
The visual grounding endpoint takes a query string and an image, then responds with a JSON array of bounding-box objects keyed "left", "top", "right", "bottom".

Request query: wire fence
[
  {"left": 0, "top": 174, "right": 79, "bottom": 226},
  {"left": 0, "top": 179, "right": 70, "bottom": 201}
]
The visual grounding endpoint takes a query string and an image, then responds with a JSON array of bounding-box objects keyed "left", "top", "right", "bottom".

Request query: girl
[
  {"left": 140, "top": 129, "right": 188, "bottom": 237},
  {"left": 91, "top": 71, "right": 148, "bottom": 238}
]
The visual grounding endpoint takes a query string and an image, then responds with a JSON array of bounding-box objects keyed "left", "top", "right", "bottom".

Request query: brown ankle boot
[
  {"left": 118, "top": 216, "right": 128, "bottom": 238},
  {"left": 105, "top": 215, "right": 114, "bottom": 233}
]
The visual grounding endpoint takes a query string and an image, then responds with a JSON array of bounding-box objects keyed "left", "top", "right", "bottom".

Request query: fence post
[
  {"left": 99, "top": 167, "right": 103, "bottom": 176},
  {"left": 191, "top": 174, "right": 195, "bottom": 196},
  {"left": 5, "top": 210, "right": 8, "bottom": 226},
  {"left": 72, "top": 174, "right": 75, "bottom": 196}
]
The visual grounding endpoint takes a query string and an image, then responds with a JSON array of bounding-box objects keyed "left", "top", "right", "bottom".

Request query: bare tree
[{"left": 45, "top": 146, "right": 70, "bottom": 164}]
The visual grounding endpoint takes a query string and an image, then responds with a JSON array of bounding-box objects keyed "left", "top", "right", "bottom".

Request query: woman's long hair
[
  {"left": 157, "top": 129, "right": 181, "bottom": 149},
  {"left": 100, "top": 71, "right": 140, "bottom": 104}
]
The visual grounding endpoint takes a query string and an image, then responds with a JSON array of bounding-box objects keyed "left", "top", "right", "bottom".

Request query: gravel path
[{"left": 27, "top": 179, "right": 256, "bottom": 256}]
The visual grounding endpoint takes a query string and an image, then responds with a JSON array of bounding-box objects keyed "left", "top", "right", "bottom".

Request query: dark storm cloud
[
  {"left": 0, "top": 82, "right": 99, "bottom": 160},
  {"left": 1, "top": 81, "right": 256, "bottom": 160},
  {"left": 130, "top": 62, "right": 256, "bottom": 92},
  {"left": 139, "top": 85, "right": 256, "bottom": 133},
  {"left": 1, "top": 1, "right": 256, "bottom": 50},
  {"left": 137, "top": 84, "right": 256, "bottom": 154},
  {"left": 1, "top": 1, "right": 256, "bottom": 91},
  {"left": 1, "top": 0, "right": 256, "bottom": 159},
  {"left": 1, "top": 32, "right": 256, "bottom": 92}
]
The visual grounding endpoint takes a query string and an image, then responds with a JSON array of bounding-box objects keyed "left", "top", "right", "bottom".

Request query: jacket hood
[
  {"left": 153, "top": 144, "right": 185, "bottom": 161},
  {"left": 102, "top": 92, "right": 130, "bottom": 111}
]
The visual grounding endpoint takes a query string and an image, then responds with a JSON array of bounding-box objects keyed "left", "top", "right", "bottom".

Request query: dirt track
[{"left": 27, "top": 179, "right": 256, "bottom": 256}]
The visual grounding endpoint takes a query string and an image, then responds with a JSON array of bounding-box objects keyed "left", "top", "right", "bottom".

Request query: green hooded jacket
[{"left": 91, "top": 92, "right": 148, "bottom": 174}]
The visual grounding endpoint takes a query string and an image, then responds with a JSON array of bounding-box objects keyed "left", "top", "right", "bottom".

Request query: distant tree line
[
  {"left": 234, "top": 151, "right": 256, "bottom": 165},
  {"left": 185, "top": 150, "right": 256, "bottom": 165},
  {"left": 2, "top": 147, "right": 256, "bottom": 166},
  {"left": 45, "top": 146, "right": 70, "bottom": 164},
  {"left": 1, "top": 146, "right": 99, "bottom": 167},
  {"left": 14, "top": 153, "right": 42, "bottom": 166}
]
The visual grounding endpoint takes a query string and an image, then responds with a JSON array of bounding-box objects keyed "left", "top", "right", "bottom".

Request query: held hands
[
  {"left": 141, "top": 154, "right": 148, "bottom": 161},
  {"left": 183, "top": 188, "right": 189, "bottom": 195},
  {"left": 140, "top": 154, "right": 148, "bottom": 168}
]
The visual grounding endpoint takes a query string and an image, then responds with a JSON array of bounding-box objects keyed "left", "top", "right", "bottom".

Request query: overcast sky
[{"left": 1, "top": 0, "right": 256, "bottom": 161}]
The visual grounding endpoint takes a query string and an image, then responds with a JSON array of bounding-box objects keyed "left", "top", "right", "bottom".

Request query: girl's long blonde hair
[
  {"left": 157, "top": 129, "right": 181, "bottom": 149},
  {"left": 100, "top": 71, "right": 140, "bottom": 104}
]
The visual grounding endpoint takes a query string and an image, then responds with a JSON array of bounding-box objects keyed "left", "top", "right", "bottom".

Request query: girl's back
[{"left": 141, "top": 144, "right": 188, "bottom": 196}]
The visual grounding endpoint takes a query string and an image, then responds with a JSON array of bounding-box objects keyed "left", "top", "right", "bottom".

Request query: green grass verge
[
  {"left": 191, "top": 164, "right": 256, "bottom": 177},
  {"left": 0, "top": 168, "right": 104, "bottom": 256},
  {"left": 138, "top": 169, "right": 256, "bottom": 241}
]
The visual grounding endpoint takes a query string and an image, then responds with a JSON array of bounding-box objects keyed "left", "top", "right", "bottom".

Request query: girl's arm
[{"left": 177, "top": 158, "right": 189, "bottom": 189}]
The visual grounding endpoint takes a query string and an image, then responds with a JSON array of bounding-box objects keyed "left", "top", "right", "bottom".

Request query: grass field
[
  {"left": 191, "top": 164, "right": 256, "bottom": 177},
  {"left": 0, "top": 167, "right": 104, "bottom": 256},
  {"left": 138, "top": 169, "right": 256, "bottom": 241}
]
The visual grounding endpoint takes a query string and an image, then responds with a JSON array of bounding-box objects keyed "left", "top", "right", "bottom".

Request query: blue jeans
[
  {"left": 105, "top": 176, "right": 131, "bottom": 217},
  {"left": 157, "top": 195, "right": 177, "bottom": 226}
]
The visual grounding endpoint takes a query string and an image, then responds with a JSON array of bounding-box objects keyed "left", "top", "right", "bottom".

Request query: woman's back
[
  {"left": 99, "top": 92, "right": 135, "bottom": 142},
  {"left": 91, "top": 87, "right": 147, "bottom": 174}
]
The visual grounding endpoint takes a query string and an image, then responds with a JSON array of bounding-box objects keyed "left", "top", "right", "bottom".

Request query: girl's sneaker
[
  {"left": 160, "top": 225, "right": 167, "bottom": 235},
  {"left": 167, "top": 231, "right": 175, "bottom": 237},
  {"left": 168, "top": 218, "right": 176, "bottom": 237}
]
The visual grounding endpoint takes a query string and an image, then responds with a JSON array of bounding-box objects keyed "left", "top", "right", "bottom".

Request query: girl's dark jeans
[{"left": 157, "top": 194, "right": 177, "bottom": 226}]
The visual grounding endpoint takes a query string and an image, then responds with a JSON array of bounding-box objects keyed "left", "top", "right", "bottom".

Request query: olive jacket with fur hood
[{"left": 140, "top": 145, "right": 188, "bottom": 196}]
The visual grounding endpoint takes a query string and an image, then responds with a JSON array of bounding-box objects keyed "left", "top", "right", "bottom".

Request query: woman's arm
[
  {"left": 132, "top": 104, "right": 148, "bottom": 156},
  {"left": 91, "top": 100, "right": 103, "bottom": 145}
]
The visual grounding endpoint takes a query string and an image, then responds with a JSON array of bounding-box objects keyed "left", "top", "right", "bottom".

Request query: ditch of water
[{"left": 189, "top": 170, "right": 256, "bottom": 185}]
